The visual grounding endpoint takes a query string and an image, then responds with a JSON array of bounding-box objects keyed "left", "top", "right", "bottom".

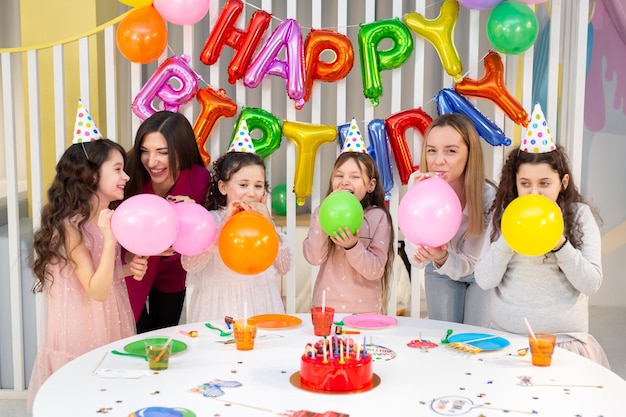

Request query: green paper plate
[{"left": 124, "top": 337, "right": 187, "bottom": 356}]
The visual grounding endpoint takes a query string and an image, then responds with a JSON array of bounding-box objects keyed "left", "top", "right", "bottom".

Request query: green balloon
[
  {"left": 318, "top": 191, "right": 364, "bottom": 236},
  {"left": 487, "top": 1, "right": 538, "bottom": 55},
  {"left": 271, "top": 183, "right": 288, "bottom": 216}
]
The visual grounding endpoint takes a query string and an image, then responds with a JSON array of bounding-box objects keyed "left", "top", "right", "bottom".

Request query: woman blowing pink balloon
[
  {"left": 405, "top": 113, "right": 496, "bottom": 326},
  {"left": 123, "top": 111, "right": 211, "bottom": 333}
]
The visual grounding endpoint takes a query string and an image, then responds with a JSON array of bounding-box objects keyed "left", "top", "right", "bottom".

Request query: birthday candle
[
  {"left": 323, "top": 338, "right": 328, "bottom": 363},
  {"left": 356, "top": 343, "right": 361, "bottom": 361},
  {"left": 339, "top": 340, "right": 345, "bottom": 364}
]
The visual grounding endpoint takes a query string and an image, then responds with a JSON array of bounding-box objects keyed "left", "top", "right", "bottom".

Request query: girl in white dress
[{"left": 182, "top": 150, "right": 292, "bottom": 322}]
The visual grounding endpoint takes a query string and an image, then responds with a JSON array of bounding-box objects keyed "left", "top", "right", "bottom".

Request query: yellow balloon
[
  {"left": 282, "top": 121, "right": 337, "bottom": 206},
  {"left": 119, "top": 0, "right": 153, "bottom": 7},
  {"left": 501, "top": 194, "right": 564, "bottom": 257},
  {"left": 404, "top": 0, "right": 463, "bottom": 82}
]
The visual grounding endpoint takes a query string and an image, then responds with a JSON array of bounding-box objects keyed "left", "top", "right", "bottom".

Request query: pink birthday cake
[{"left": 300, "top": 336, "right": 373, "bottom": 392}]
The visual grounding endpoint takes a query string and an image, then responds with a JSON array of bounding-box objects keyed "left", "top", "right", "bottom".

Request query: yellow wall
[{"left": 20, "top": 0, "right": 119, "bottom": 191}]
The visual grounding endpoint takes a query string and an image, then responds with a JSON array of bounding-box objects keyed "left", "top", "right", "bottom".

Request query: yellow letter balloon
[
  {"left": 501, "top": 194, "right": 564, "bottom": 256},
  {"left": 218, "top": 211, "right": 279, "bottom": 275}
]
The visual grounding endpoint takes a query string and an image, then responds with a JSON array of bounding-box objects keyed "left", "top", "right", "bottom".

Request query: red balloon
[
  {"left": 303, "top": 29, "right": 354, "bottom": 103},
  {"left": 193, "top": 87, "right": 238, "bottom": 166},
  {"left": 116, "top": 6, "right": 167, "bottom": 64},
  {"left": 385, "top": 108, "right": 433, "bottom": 185},
  {"left": 199, "top": 0, "right": 271, "bottom": 84},
  {"left": 455, "top": 50, "right": 530, "bottom": 127},
  {"left": 218, "top": 211, "right": 279, "bottom": 275}
]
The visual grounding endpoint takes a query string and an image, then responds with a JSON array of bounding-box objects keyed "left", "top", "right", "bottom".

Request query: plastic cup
[
  {"left": 145, "top": 340, "right": 172, "bottom": 370},
  {"left": 528, "top": 333, "right": 557, "bottom": 366},
  {"left": 233, "top": 319, "right": 257, "bottom": 351},
  {"left": 310, "top": 306, "right": 335, "bottom": 336}
]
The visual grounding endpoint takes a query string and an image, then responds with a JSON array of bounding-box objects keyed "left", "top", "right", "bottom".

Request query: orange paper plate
[{"left": 247, "top": 314, "right": 302, "bottom": 329}]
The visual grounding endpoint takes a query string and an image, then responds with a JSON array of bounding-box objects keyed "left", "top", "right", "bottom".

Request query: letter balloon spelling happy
[
  {"left": 404, "top": 0, "right": 463, "bottom": 83},
  {"left": 230, "top": 107, "right": 283, "bottom": 159},
  {"left": 132, "top": 55, "right": 200, "bottom": 121},
  {"left": 200, "top": 0, "right": 271, "bottom": 84},
  {"left": 358, "top": 18, "right": 414, "bottom": 107},
  {"left": 283, "top": 121, "right": 337, "bottom": 206},
  {"left": 244, "top": 19, "right": 306, "bottom": 110}
]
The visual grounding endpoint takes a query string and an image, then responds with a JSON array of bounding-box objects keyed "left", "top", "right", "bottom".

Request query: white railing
[{"left": 0, "top": 0, "right": 589, "bottom": 397}]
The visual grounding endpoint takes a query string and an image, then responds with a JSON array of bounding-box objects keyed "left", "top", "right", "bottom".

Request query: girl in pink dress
[{"left": 27, "top": 139, "right": 148, "bottom": 410}]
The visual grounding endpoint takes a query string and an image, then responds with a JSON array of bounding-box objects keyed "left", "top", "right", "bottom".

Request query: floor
[{"left": 1, "top": 306, "right": 624, "bottom": 417}]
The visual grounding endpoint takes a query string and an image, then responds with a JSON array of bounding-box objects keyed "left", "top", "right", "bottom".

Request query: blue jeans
[{"left": 424, "top": 263, "right": 490, "bottom": 326}]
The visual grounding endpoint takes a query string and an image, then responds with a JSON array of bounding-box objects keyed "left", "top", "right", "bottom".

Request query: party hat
[
  {"left": 228, "top": 118, "right": 255, "bottom": 153},
  {"left": 341, "top": 117, "right": 367, "bottom": 153},
  {"left": 72, "top": 99, "right": 102, "bottom": 144},
  {"left": 520, "top": 103, "right": 556, "bottom": 153}
]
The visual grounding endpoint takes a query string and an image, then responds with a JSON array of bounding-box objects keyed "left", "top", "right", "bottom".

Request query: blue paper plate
[{"left": 447, "top": 333, "right": 510, "bottom": 351}]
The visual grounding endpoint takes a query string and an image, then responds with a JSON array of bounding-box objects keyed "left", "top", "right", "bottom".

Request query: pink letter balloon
[
  {"left": 398, "top": 176, "right": 462, "bottom": 247},
  {"left": 111, "top": 194, "right": 179, "bottom": 256},
  {"left": 171, "top": 202, "right": 217, "bottom": 256}
]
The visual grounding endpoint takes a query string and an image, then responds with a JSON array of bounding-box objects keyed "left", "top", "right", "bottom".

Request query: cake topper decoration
[
  {"left": 228, "top": 118, "right": 255, "bottom": 153},
  {"left": 72, "top": 99, "right": 102, "bottom": 144},
  {"left": 341, "top": 118, "right": 367, "bottom": 153},
  {"left": 520, "top": 103, "right": 556, "bottom": 154}
]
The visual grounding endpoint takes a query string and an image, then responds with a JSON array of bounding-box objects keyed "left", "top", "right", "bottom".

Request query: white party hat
[
  {"left": 521, "top": 103, "right": 556, "bottom": 153},
  {"left": 341, "top": 117, "right": 367, "bottom": 153},
  {"left": 228, "top": 118, "right": 255, "bottom": 153},
  {"left": 72, "top": 99, "right": 102, "bottom": 144}
]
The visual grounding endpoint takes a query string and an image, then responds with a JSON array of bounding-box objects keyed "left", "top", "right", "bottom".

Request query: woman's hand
[
  {"left": 412, "top": 244, "right": 448, "bottom": 267},
  {"left": 128, "top": 255, "right": 148, "bottom": 281},
  {"left": 330, "top": 227, "right": 360, "bottom": 250},
  {"left": 411, "top": 172, "right": 442, "bottom": 186},
  {"left": 166, "top": 195, "right": 196, "bottom": 204}
]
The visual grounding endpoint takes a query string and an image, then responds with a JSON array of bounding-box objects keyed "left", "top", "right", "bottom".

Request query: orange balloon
[
  {"left": 218, "top": 211, "right": 279, "bottom": 275},
  {"left": 116, "top": 6, "right": 167, "bottom": 64},
  {"left": 455, "top": 50, "right": 530, "bottom": 127}
]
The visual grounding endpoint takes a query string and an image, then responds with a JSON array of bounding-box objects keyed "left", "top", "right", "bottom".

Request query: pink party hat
[
  {"left": 520, "top": 103, "right": 556, "bottom": 153},
  {"left": 228, "top": 118, "right": 255, "bottom": 153},
  {"left": 341, "top": 117, "right": 367, "bottom": 153},
  {"left": 72, "top": 99, "right": 102, "bottom": 144}
]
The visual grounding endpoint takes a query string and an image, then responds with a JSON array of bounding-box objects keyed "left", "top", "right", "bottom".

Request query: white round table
[{"left": 33, "top": 314, "right": 624, "bottom": 416}]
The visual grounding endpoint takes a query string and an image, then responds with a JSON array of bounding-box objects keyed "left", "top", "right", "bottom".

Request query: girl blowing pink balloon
[{"left": 27, "top": 139, "right": 147, "bottom": 410}]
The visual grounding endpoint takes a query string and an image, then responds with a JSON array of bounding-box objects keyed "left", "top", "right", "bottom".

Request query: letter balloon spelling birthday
[
  {"left": 244, "top": 19, "right": 306, "bottom": 109},
  {"left": 367, "top": 119, "right": 394, "bottom": 200},
  {"left": 230, "top": 108, "right": 283, "bottom": 159},
  {"left": 132, "top": 55, "right": 200, "bottom": 121},
  {"left": 358, "top": 18, "right": 414, "bottom": 107},
  {"left": 404, "top": 0, "right": 463, "bottom": 82},
  {"left": 193, "top": 87, "right": 238, "bottom": 166},
  {"left": 283, "top": 121, "right": 337, "bottom": 206}
]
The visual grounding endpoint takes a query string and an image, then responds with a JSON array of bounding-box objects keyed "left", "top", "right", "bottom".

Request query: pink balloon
[
  {"left": 153, "top": 0, "right": 210, "bottom": 26},
  {"left": 243, "top": 18, "right": 306, "bottom": 109},
  {"left": 132, "top": 55, "right": 200, "bottom": 121},
  {"left": 111, "top": 194, "right": 179, "bottom": 256},
  {"left": 398, "top": 176, "right": 462, "bottom": 247},
  {"left": 171, "top": 202, "right": 217, "bottom": 256}
]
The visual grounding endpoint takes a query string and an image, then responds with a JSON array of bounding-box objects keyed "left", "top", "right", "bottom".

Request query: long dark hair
[
  {"left": 205, "top": 152, "right": 268, "bottom": 210},
  {"left": 489, "top": 146, "right": 595, "bottom": 248},
  {"left": 325, "top": 152, "right": 395, "bottom": 312},
  {"left": 124, "top": 111, "right": 204, "bottom": 198},
  {"left": 32, "top": 139, "right": 127, "bottom": 292}
]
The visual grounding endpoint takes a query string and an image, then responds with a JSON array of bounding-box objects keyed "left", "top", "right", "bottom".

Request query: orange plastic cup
[
  {"left": 310, "top": 306, "right": 335, "bottom": 336},
  {"left": 233, "top": 319, "right": 257, "bottom": 351},
  {"left": 528, "top": 333, "right": 557, "bottom": 366}
]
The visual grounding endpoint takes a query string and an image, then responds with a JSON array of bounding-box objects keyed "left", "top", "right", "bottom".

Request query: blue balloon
[
  {"left": 367, "top": 119, "right": 394, "bottom": 200},
  {"left": 436, "top": 88, "right": 511, "bottom": 147}
]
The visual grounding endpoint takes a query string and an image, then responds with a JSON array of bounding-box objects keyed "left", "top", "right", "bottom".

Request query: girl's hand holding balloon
[{"left": 330, "top": 226, "right": 359, "bottom": 250}]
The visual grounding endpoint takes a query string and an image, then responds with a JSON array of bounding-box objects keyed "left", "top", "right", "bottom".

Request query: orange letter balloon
[{"left": 193, "top": 87, "right": 238, "bottom": 166}]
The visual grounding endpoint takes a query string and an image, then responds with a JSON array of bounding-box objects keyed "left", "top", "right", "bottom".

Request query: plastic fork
[{"left": 205, "top": 322, "right": 233, "bottom": 336}]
